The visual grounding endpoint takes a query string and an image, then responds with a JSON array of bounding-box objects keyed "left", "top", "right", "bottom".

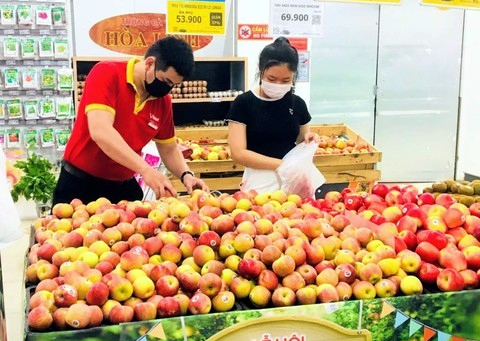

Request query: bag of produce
[{"left": 277, "top": 141, "right": 325, "bottom": 199}]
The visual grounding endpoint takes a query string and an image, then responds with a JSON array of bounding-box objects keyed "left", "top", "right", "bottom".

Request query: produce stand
[
  {"left": 24, "top": 289, "right": 480, "bottom": 341},
  {"left": 173, "top": 124, "right": 382, "bottom": 192}
]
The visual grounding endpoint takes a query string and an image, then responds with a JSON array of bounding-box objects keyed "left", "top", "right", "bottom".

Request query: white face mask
[{"left": 260, "top": 80, "right": 292, "bottom": 100}]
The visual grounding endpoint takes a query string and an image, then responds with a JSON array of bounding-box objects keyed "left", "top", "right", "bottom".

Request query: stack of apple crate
[{"left": 173, "top": 124, "right": 382, "bottom": 193}]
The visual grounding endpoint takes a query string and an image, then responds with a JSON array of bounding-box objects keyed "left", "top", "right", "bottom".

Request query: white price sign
[{"left": 269, "top": 0, "right": 324, "bottom": 37}]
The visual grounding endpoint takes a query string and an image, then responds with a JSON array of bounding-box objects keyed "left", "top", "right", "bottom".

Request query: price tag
[
  {"left": 167, "top": 0, "right": 225, "bottom": 35},
  {"left": 19, "top": 29, "right": 30, "bottom": 35},
  {"left": 8, "top": 91, "right": 20, "bottom": 96},
  {"left": 6, "top": 60, "right": 16, "bottom": 66},
  {"left": 26, "top": 90, "right": 37, "bottom": 96},
  {"left": 57, "top": 61, "right": 69, "bottom": 67},
  {"left": 43, "top": 90, "right": 54, "bottom": 96},
  {"left": 56, "top": 29, "right": 68, "bottom": 35},
  {"left": 39, "top": 29, "right": 51, "bottom": 35},
  {"left": 3, "top": 29, "right": 14, "bottom": 35},
  {"left": 0, "top": 121, "right": 5, "bottom": 126},
  {"left": 26, "top": 120, "right": 38, "bottom": 125},
  {"left": 23, "top": 60, "right": 35, "bottom": 66},
  {"left": 8, "top": 120, "right": 19, "bottom": 125},
  {"left": 44, "top": 119, "right": 56, "bottom": 124},
  {"left": 211, "top": 98, "right": 221, "bottom": 103},
  {"left": 40, "top": 60, "right": 52, "bottom": 66},
  {"left": 270, "top": 0, "right": 324, "bottom": 37}
]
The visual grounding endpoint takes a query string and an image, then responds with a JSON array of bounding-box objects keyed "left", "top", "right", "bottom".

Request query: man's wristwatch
[{"left": 180, "top": 170, "right": 194, "bottom": 184}]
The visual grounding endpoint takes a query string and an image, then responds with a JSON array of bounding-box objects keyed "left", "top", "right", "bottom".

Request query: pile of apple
[
  {"left": 316, "top": 135, "right": 374, "bottom": 155},
  {"left": 178, "top": 139, "right": 230, "bottom": 161},
  {"left": 25, "top": 185, "right": 480, "bottom": 332}
]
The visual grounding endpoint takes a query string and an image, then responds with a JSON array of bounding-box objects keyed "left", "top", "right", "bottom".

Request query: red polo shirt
[{"left": 64, "top": 58, "right": 175, "bottom": 181}]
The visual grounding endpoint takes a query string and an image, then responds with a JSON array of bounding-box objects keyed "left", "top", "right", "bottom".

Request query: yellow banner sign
[
  {"left": 315, "top": 0, "right": 400, "bottom": 4},
  {"left": 422, "top": 0, "right": 480, "bottom": 9},
  {"left": 167, "top": 0, "right": 225, "bottom": 35}
]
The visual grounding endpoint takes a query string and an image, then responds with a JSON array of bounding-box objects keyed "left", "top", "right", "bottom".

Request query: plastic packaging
[
  {"left": 277, "top": 141, "right": 326, "bottom": 199},
  {"left": 0, "top": 148, "right": 24, "bottom": 245}
]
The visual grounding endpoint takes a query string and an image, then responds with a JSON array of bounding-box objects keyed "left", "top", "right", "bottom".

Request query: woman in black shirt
[{"left": 226, "top": 37, "right": 319, "bottom": 194}]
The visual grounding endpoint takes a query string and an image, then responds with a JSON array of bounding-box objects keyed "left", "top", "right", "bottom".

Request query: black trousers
[{"left": 52, "top": 163, "right": 144, "bottom": 206}]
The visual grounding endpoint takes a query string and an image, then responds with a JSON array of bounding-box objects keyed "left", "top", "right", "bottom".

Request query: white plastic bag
[
  {"left": 0, "top": 148, "right": 24, "bottom": 246},
  {"left": 240, "top": 167, "right": 281, "bottom": 194},
  {"left": 277, "top": 141, "right": 325, "bottom": 198}
]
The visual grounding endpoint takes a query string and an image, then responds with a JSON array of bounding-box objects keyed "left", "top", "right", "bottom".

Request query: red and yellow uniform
[{"left": 64, "top": 58, "right": 175, "bottom": 181}]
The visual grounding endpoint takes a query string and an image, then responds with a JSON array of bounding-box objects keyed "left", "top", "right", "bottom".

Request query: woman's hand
[{"left": 304, "top": 132, "right": 320, "bottom": 144}]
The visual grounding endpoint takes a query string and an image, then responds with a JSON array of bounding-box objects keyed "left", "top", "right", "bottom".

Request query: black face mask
[{"left": 144, "top": 69, "right": 173, "bottom": 98}]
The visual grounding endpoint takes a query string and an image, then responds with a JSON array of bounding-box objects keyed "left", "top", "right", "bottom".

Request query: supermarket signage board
[
  {"left": 269, "top": 0, "right": 324, "bottom": 37},
  {"left": 167, "top": 0, "right": 226, "bottom": 35},
  {"left": 421, "top": 0, "right": 480, "bottom": 9},
  {"left": 88, "top": 13, "right": 213, "bottom": 56}
]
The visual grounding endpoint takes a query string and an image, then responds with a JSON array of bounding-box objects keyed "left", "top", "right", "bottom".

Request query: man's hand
[
  {"left": 141, "top": 167, "right": 177, "bottom": 199},
  {"left": 182, "top": 173, "right": 209, "bottom": 194}
]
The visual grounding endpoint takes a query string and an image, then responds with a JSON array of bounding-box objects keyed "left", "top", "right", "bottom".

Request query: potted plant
[{"left": 10, "top": 153, "right": 57, "bottom": 217}]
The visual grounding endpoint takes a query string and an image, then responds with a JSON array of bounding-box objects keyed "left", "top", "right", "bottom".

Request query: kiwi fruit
[
  {"left": 432, "top": 183, "right": 447, "bottom": 193},
  {"left": 476, "top": 197, "right": 480, "bottom": 203},
  {"left": 472, "top": 183, "right": 480, "bottom": 196},
  {"left": 432, "top": 192, "right": 442, "bottom": 199},
  {"left": 444, "top": 179, "right": 457, "bottom": 191},
  {"left": 451, "top": 184, "right": 459, "bottom": 193},
  {"left": 460, "top": 180, "right": 471, "bottom": 185},
  {"left": 460, "top": 196, "right": 475, "bottom": 207},
  {"left": 458, "top": 185, "right": 475, "bottom": 196},
  {"left": 423, "top": 187, "right": 433, "bottom": 193}
]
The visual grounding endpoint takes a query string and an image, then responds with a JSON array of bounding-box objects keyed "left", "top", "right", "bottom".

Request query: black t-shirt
[{"left": 226, "top": 90, "right": 311, "bottom": 159}]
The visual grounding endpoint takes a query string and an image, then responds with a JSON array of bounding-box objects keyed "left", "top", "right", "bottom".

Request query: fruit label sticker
[
  {"left": 167, "top": 0, "right": 226, "bottom": 35},
  {"left": 421, "top": 0, "right": 480, "bottom": 9}
]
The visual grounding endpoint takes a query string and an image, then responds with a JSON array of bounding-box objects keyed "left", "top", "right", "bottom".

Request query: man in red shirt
[{"left": 52, "top": 37, "right": 208, "bottom": 205}]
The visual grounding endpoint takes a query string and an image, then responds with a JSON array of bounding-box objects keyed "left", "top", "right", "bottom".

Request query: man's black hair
[{"left": 145, "top": 36, "right": 195, "bottom": 78}]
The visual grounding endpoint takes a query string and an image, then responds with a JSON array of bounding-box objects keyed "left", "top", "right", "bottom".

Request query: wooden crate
[
  {"left": 310, "top": 124, "right": 382, "bottom": 184},
  {"left": 173, "top": 124, "right": 381, "bottom": 192}
]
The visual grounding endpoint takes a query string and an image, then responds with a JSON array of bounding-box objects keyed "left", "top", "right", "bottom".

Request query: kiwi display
[{"left": 427, "top": 179, "right": 480, "bottom": 207}]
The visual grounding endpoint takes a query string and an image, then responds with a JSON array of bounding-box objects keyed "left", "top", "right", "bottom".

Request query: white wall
[
  {"left": 457, "top": 10, "right": 480, "bottom": 180},
  {"left": 236, "top": 0, "right": 311, "bottom": 104}
]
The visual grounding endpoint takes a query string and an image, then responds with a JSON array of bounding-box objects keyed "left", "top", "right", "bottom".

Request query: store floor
[{"left": 2, "top": 223, "right": 31, "bottom": 341}]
